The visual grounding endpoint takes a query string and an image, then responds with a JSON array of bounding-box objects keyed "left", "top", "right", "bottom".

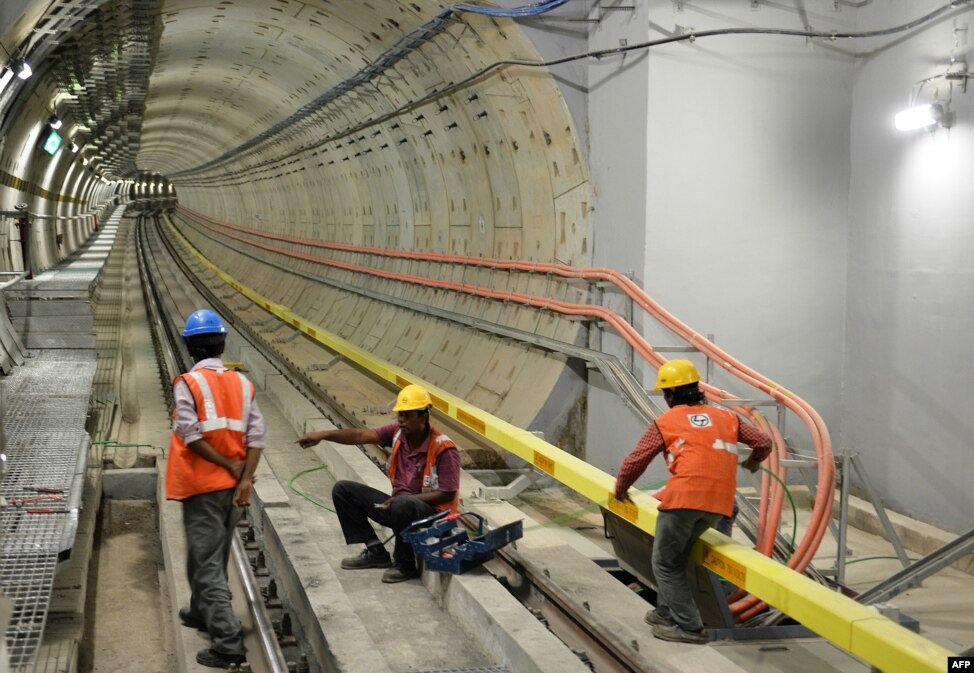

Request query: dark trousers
[
  {"left": 182, "top": 489, "right": 245, "bottom": 655},
  {"left": 652, "top": 508, "right": 722, "bottom": 633},
  {"left": 331, "top": 480, "right": 435, "bottom": 567}
]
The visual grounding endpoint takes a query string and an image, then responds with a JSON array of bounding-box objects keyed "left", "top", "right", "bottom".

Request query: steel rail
[
  {"left": 231, "top": 534, "right": 289, "bottom": 673},
  {"left": 481, "top": 535, "right": 677, "bottom": 673},
  {"left": 136, "top": 212, "right": 289, "bottom": 673}
]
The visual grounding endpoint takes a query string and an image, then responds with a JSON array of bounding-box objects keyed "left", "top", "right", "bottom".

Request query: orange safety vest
[
  {"left": 165, "top": 368, "right": 254, "bottom": 501},
  {"left": 654, "top": 404, "right": 741, "bottom": 517},
  {"left": 387, "top": 427, "right": 459, "bottom": 515}
]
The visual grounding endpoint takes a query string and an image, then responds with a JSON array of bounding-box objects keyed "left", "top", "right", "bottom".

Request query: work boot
[
  {"left": 651, "top": 622, "right": 709, "bottom": 644},
  {"left": 178, "top": 607, "right": 206, "bottom": 632},
  {"left": 196, "top": 647, "right": 246, "bottom": 668},
  {"left": 644, "top": 609, "right": 674, "bottom": 627},
  {"left": 340, "top": 547, "right": 392, "bottom": 569},
  {"left": 381, "top": 563, "right": 420, "bottom": 583}
]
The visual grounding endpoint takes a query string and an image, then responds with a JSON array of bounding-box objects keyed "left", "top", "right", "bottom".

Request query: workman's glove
[{"left": 740, "top": 457, "right": 762, "bottom": 474}]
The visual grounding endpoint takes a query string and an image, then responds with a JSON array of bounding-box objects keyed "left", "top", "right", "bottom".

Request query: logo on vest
[{"left": 689, "top": 414, "right": 712, "bottom": 427}]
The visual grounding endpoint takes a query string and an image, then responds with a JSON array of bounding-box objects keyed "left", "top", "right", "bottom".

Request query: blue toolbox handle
[{"left": 406, "top": 511, "right": 525, "bottom": 575}]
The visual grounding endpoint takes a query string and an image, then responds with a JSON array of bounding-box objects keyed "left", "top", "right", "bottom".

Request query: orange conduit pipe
[{"left": 176, "top": 207, "right": 834, "bottom": 613}]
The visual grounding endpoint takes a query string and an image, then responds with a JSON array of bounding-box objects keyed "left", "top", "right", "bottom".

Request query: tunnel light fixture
[
  {"left": 48, "top": 115, "right": 62, "bottom": 130},
  {"left": 894, "top": 103, "right": 944, "bottom": 131},
  {"left": 70, "top": 141, "right": 79, "bottom": 153},
  {"left": 13, "top": 60, "right": 32, "bottom": 80},
  {"left": 41, "top": 129, "right": 62, "bottom": 156}
]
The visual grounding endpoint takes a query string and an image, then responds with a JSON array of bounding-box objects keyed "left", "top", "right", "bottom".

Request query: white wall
[
  {"left": 846, "top": 0, "right": 974, "bottom": 532},
  {"left": 587, "top": 2, "right": 855, "bottom": 482},
  {"left": 648, "top": 1, "right": 856, "bottom": 438},
  {"left": 586, "top": 2, "right": 656, "bottom": 475},
  {"left": 584, "top": 0, "right": 974, "bottom": 531}
]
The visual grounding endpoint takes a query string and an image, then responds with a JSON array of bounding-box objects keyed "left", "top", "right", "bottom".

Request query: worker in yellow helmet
[
  {"left": 296, "top": 384, "right": 460, "bottom": 583},
  {"left": 614, "top": 359, "right": 772, "bottom": 644}
]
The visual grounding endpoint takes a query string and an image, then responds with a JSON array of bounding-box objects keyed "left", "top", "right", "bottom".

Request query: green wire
[
  {"left": 288, "top": 465, "right": 335, "bottom": 512},
  {"left": 754, "top": 464, "right": 798, "bottom": 555}
]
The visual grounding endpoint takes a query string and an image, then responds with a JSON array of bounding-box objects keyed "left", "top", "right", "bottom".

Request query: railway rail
[{"left": 139, "top": 212, "right": 292, "bottom": 673}]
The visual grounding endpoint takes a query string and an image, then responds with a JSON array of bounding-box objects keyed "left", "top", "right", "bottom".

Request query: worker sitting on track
[
  {"left": 614, "top": 359, "right": 772, "bottom": 644},
  {"left": 165, "top": 308, "right": 266, "bottom": 668},
  {"left": 296, "top": 383, "right": 460, "bottom": 583}
]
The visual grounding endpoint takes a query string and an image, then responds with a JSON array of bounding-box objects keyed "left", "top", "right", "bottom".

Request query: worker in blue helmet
[
  {"left": 166, "top": 308, "right": 267, "bottom": 669},
  {"left": 182, "top": 308, "right": 227, "bottom": 339}
]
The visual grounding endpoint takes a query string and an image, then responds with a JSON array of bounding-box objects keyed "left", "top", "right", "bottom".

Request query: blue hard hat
[{"left": 182, "top": 309, "right": 227, "bottom": 338}]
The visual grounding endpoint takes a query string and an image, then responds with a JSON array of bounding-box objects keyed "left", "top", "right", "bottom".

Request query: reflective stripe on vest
[
  {"left": 187, "top": 370, "right": 251, "bottom": 433},
  {"left": 164, "top": 368, "right": 252, "bottom": 501}
]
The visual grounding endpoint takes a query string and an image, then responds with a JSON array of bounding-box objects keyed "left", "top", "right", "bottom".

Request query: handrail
[
  {"left": 0, "top": 272, "right": 28, "bottom": 291},
  {"left": 159, "top": 213, "right": 951, "bottom": 673}
]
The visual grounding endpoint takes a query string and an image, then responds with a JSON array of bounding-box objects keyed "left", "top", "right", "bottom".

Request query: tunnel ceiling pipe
[
  {"left": 170, "top": 0, "right": 570, "bottom": 179},
  {"left": 172, "top": 0, "right": 972, "bottom": 185},
  {"left": 178, "top": 206, "right": 831, "bottom": 591}
]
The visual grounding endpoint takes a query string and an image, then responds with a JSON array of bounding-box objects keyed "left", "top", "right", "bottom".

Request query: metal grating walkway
[
  {"left": 0, "top": 210, "right": 119, "bottom": 670},
  {"left": 0, "top": 350, "right": 94, "bottom": 669},
  {"left": 0, "top": 209, "right": 123, "bottom": 673}
]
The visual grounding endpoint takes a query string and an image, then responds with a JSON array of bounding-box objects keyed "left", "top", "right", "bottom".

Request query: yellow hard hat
[
  {"left": 654, "top": 359, "right": 701, "bottom": 390},
  {"left": 393, "top": 384, "right": 432, "bottom": 412}
]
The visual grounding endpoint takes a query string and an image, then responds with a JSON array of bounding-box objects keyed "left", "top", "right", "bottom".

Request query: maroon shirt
[{"left": 374, "top": 422, "right": 461, "bottom": 497}]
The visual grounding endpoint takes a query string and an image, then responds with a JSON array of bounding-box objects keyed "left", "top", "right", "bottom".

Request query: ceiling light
[
  {"left": 894, "top": 103, "right": 944, "bottom": 131},
  {"left": 13, "top": 60, "right": 31, "bottom": 80},
  {"left": 48, "top": 115, "right": 62, "bottom": 130}
]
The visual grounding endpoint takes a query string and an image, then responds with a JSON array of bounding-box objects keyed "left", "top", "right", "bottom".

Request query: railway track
[{"left": 136, "top": 208, "right": 680, "bottom": 673}]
